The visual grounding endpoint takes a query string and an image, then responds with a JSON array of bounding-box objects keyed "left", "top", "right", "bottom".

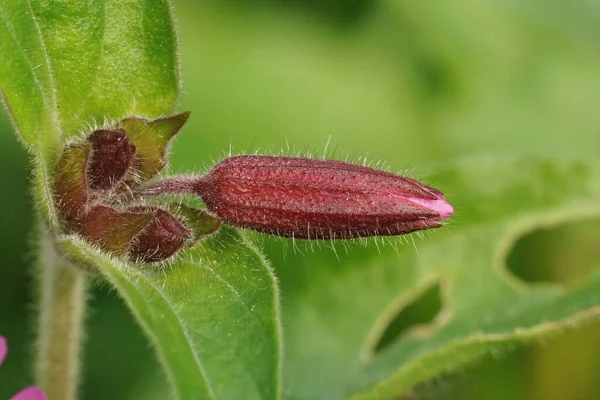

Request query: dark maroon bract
[
  {"left": 53, "top": 113, "right": 219, "bottom": 263},
  {"left": 87, "top": 129, "right": 135, "bottom": 191}
]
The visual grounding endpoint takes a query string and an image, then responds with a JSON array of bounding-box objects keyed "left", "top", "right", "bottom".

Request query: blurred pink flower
[{"left": 0, "top": 336, "right": 47, "bottom": 400}]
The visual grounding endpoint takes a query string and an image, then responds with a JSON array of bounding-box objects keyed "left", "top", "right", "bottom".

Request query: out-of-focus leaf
[
  {"left": 366, "top": 0, "right": 600, "bottom": 163},
  {"left": 269, "top": 156, "right": 600, "bottom": 399},
  {"left": 61, "top": 226, "right": 283, "bottom": 400}
]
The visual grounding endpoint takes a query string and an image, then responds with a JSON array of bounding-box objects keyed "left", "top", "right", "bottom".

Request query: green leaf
[
  {"left": 0, "top": 0, "right": 59, "bottom": 156},
  {"left": 268, "top": 156, "right": 600, "bottom": 400},
  {"left": 0, "top": 0, "right": 179, "bottom": 148},
  {"left": 0, "top": 0, "right": 179, "bottom": 222},
  {"left": 173, "top": 204, "right": 222, "bottom": 240},
  {"left": 119, "top": 112, "right": 190, "bottom": 180},
  {"left": 61, "top": 226, "right": 283, "bottom": 400}
]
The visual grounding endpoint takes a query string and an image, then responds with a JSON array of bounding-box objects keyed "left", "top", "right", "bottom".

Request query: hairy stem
[
  {"left": 36, "top": 230, "right": 87, "bottom": 400},
  {"left": 139, "top": 175, "right": 200, "bottom": 197}
]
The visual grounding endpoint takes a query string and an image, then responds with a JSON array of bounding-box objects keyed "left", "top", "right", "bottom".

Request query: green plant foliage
[
  {"left": 0, "top": 1, "right": 59, "bottom": 157},
  {"left": 0, "top": 0, "right": 179, "bottom": 149},
  {"left": 1, "top": 2, "right": 282, "bottom": 400},
  {"left": 118, "top": 112, "right": 190, "bottom": 180},
  {"left": 2, "top": 0, "right": 600, "bottom": 400},
  {"left": 61, "top": 226, "right": 282, "bottom": 400},
  {"left": 0, "top": 0, "right": 180, "bottom": 224}
]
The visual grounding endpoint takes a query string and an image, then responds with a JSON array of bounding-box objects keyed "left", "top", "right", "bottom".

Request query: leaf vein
[{"left": 26, "top": 0, "right": 61, "bottom": 136}]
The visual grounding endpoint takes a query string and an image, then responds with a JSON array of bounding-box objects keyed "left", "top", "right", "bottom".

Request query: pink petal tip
[
  {"left": 10, "top": 387, "right": 48, "bottom": 400},
  {"left": 408, "top": 197, "right": 454, "bottom": 220},
  {"left": 0, "top": 335, "right": 7, "bottom": 365}
]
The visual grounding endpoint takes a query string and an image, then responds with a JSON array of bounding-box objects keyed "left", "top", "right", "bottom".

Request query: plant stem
[{"left": 36, "top": 230, "right": 87, "bottom": 400}]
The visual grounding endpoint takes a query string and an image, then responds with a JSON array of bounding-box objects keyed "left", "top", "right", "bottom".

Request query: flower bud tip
[{"left": 407, "top": 196, "right": 454, "bottom": 220}]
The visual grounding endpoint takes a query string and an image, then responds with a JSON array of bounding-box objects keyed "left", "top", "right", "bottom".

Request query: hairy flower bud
[
  {"left": 76, "top": 204, "right": 218, "bottom": 262},
  {"left": 127, "top": 207, "right": 193, "bottom": 262},
  {"left": 78, "top": 206, "right": 156, "bottom": 256},
  {"left": 146, "top": 156, "right": 454, "bottom": 239},
  {"left": 77, "top": 205, "right": 192, "bottom": 262}
]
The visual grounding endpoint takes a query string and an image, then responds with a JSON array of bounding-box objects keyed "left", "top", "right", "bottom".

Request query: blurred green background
[{"left": 1, "top": 0, "right": 600, "bottom": 399}]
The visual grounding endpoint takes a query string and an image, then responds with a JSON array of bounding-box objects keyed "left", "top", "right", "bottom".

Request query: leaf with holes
[
  {"left": 266, "top": 156, "right": 600, "bottom": 400},
  {"left": 61, "top": 226, "right": 283, "bottom": 400}
]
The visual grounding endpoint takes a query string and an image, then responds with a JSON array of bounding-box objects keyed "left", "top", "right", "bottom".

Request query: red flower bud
[
  {"left": 77, "top": 205, "right": 195, "bottom": 262},
  {"left": 127, "top": 207, "right": 193, "bottom": 263},
  {"left": 145, "top": 156, "right": 454, "bottom": 239},
  {"left": 78, "top": 206, "right": 156, "bottom": 256}
]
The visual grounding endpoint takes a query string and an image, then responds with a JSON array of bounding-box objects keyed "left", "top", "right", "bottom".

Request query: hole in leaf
[
  {"left": 506, "top": 219, "right": 600, "bottom": 286},
  {"left": 374, "top": 282, "right": 443, "bottom": 353}
]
